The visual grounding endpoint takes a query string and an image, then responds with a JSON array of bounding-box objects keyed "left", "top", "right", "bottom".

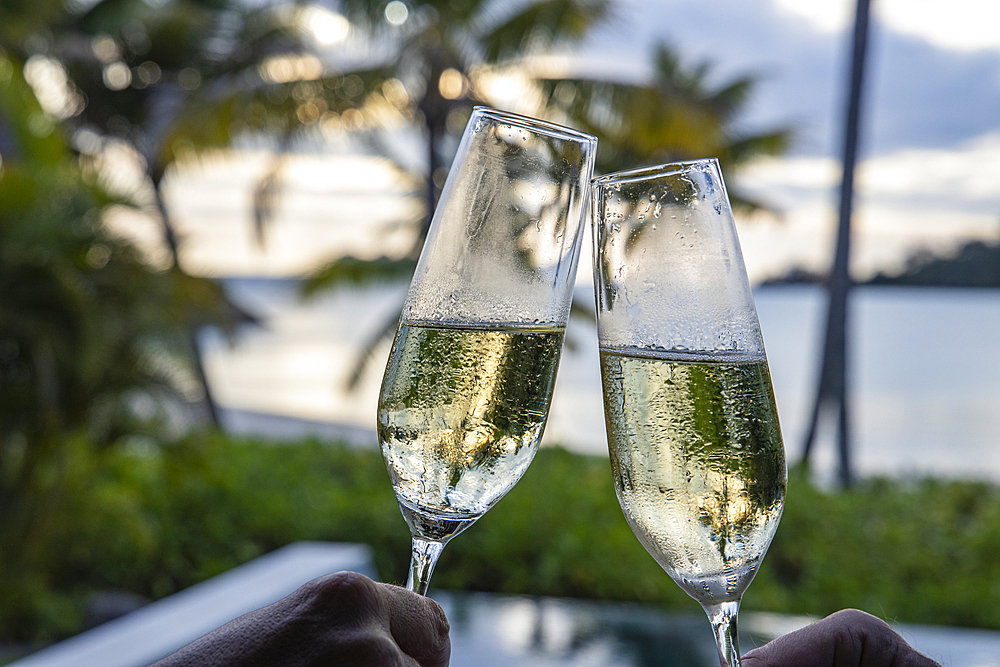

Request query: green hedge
[{"left": 4, "top": 433, "right": 1000, "bottom": 643}]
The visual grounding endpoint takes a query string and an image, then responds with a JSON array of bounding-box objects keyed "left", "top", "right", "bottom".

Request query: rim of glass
[
  {"left": 472, "top": 106, "right": 597, "bottom": 145},
  {"left": 592, "top": 157, "right": 720, "bottom": 187}
]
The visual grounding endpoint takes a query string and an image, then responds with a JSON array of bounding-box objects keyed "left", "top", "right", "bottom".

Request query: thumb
[{"left": 379, "top": 584, "right": 451, "bottom": 667}]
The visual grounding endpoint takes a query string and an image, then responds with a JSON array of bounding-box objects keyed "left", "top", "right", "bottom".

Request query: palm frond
[
  {"left": 481, "top": 0, "right": 612, "bottom": 63},
  {"left": 343, "top": 306, "right": 401, "bottom": 390},
  {"left": 541, "top": 41, "right": 793, "bottom": 206},
  {"left": 725, "top": 129, "right": 793, "bottom": 165},
  {"left": 301, "top": 255, "right": 417, "bottom": 297}
]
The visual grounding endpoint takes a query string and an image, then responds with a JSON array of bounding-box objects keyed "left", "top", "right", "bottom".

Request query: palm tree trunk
[
  {"left": 415, "top": 53, "right": 453, "bottom": 254},
  {"left": 140, "top": 80, "right": 222, "bottom": 428},
  {"left": 801, "top": 0, "right": 873, "bottom": 488},
  {"left": 149, "top": 169, "right": 222, "bottom": 427}
]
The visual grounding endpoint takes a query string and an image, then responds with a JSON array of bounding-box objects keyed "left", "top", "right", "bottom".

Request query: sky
[
  {"left": 159, "top": 0, "right": 1000, "bottom": 283},
  {"left": 550, "top": 0, "right": 1000, "bottom": 281},
  {"left": 568, "top": 0, "right": 1000, "bottom": 157}
]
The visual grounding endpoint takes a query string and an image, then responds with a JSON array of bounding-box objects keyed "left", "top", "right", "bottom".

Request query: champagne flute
[
  {"left": 378, "top": 107, "right": 597, "bottom": 594},
  {"left": 591, "top": 159, "right": 786, "bottom": 666}
]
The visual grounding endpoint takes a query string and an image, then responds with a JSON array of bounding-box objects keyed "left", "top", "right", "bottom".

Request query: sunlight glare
[
  {"left": 472, "top": 66, "right": 545, "bottom": 116},
  {"left": 385, "top": 1, "right": 409, "bottom": 26},
  {"left": 438, "top": 68, "right": 465, "bottom": 99},
  {"left": 301, "top": 6, "right": 350, "bottom": 46},
  {"left": 22, "top": 55, "right": 85, "bottom": 118},
  {"left": 258, "top": 54, "right": 324, "bottom": 83}
]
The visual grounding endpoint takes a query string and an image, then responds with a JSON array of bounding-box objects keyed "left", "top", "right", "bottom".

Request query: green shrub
[
  {"left": 4, "top": 433, "right": 1000, "bottom": 643},
  {"left": 750, "top": 471, "right": 1000, "bottom": 628}
]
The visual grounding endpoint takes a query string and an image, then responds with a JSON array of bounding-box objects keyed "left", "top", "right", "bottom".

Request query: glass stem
[
  {"left": 406, "top": 537, "right": 445, "bottom": 595},
  {"left": 703, "top": 599, "right": 742, "bottom": 667}
]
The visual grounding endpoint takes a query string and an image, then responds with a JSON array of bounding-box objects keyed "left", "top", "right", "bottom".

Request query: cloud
[
  {"left": 860, "top": 132, "right": 1000, "bottom": 207},
  {"left": 866, "top": 32, "right": 1000, "bottom": 154},
  {"left": 775, "top": 0, "right": 1000, "bottom": 54},
  {"left": 734, "top": 131, "right": 1000, "bottom": 280},
  {"left": 879, "top": 0, "right": 1000, "bottom": 53},
  {"left": 575, "top": 0, "right": 1000, "bottom": 157},
  {"left": 773, "top": 0, "right": 852, "bottom": 34},
  {"left": 739, "top": 132, "right": 1000, "bottom": 222}
]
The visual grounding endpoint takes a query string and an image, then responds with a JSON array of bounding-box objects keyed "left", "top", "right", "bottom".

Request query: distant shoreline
[{"left": 760, "top": 239, "right": 1000, "bottom": 289}]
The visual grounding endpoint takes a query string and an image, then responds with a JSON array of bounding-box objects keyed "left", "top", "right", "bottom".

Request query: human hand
[
  {"left": 150, "top": 571, "right": 450, "bottom": 667},
  {"left": 742, "top": 609, "right": 940, "bottom": 667}
]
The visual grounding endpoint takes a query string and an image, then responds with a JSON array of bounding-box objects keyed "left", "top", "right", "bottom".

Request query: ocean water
[
  {"left": 201, "top": 280, "right": 1000, "bottom": 483},
  {"left": 755, "top": 284, "right": 1000, "bottom": 483}
]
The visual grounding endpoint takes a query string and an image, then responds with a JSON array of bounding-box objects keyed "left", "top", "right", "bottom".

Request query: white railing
[{"left": 10, "top": 542, "right": 376, "bottom": 667}]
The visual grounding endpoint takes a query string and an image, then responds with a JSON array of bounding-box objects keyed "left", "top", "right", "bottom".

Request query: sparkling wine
[
  {"left": 379, "top": 322, "right": 564, "bottom": 521},
  {"left": 600, "top": 347, "right": 786, "bottom": 604}
]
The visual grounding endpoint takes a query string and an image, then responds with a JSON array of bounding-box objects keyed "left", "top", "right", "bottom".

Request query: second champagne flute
[
  {"left": 592, "top": 159, "right": 786, "bottom": 666},
  {"left": 378, "top": 107, "right": 597, "bottom": 594}
]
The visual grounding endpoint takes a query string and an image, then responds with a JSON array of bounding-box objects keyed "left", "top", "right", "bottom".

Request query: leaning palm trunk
[
  {"left": 144, "top": 83, "right": 222, "bottom": 426},
  {"left": 150, "top": 179, "right": 223, "bottom": 426}
]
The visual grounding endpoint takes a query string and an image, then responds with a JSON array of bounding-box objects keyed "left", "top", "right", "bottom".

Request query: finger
[
  {"left": 742, "top": 617, "right": 839, "bottom": 667},
  {"left": 297, "top": 573, "right": 425, "bottom": 667},
  {"left": 742, "top": 609, "right": 940, "bottom": 667},
  {"left": 379, "top": 583, "right": 451, "bottom": 667}
]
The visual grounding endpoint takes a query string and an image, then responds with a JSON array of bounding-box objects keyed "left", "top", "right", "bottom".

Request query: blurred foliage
[
  {"left": 751, "top": 469, "right": 1000, "bottom": 629},
  {"left": 0, "top": 433, "right": 404, "bottom": 642},
  {"left": 0, "top": 0, "right": 396, "bottom": 423},
  {"left": 334, "top": 0, "right": 614, "bottom": 221},
  {"left": 0, "top": 0, "right": 390, "bottom": 179},
  {"left": 6, "top": 434, "right": 1000, "bottom": 643},
  {"left": 0, "top": 46, "right": 245, "bottom": 642}
]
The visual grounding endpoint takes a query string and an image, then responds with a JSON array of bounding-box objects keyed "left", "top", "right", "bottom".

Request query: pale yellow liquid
[
  {"left": 600, "top": 348, "right": 786, "bottom": 604},
  {"left": 379, "top": 322, "right": 563, "bottom": 518}
]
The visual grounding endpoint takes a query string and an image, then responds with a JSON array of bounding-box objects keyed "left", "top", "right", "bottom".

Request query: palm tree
[
  {"left": 539, "top": 43, "right": 791, "bottom": 212},
  {"left": 3, "top": 0, "right": 394, "bottom": 421},
  {"left": 0, "top": 57, "right": 252, "bottom": 636},
  {"left": 335, "top": 0, "right": 613, "bottom": 224},
  {"left": 301, "top": 0, "right": 614, "bottom": 386}
]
